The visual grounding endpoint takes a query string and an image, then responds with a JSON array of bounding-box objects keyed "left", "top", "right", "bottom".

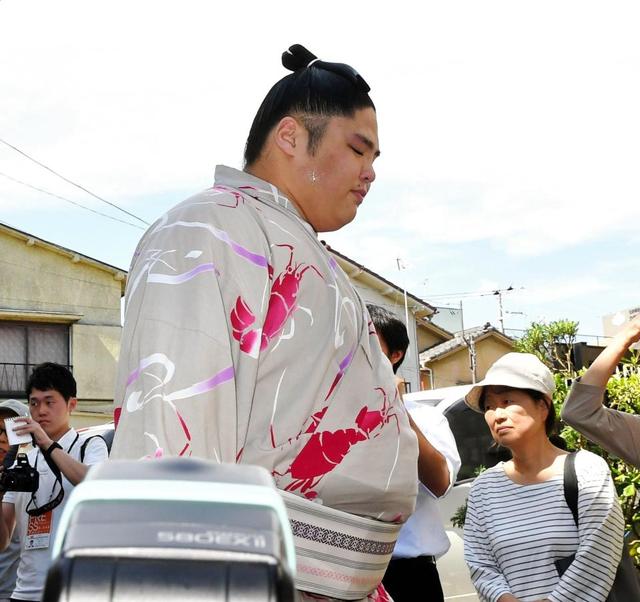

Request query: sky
[{"left": 1, "top": 0, "right": 638, "bottom": 340}]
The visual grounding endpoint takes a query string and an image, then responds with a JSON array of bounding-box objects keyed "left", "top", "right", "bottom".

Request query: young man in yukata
[{"left": 111, "top": 44, "right": 419, "bottom": 601}]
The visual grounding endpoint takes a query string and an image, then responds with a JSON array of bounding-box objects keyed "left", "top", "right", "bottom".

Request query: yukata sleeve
[
  {"left": 562, "top": 380, "right": 640, "bottom": 467},
  {"left": 111, "top": 198, "right": 272, "bottom": 463},
  {"left": 463, "top": 481, "right": 511, "bottom": 602},
  {"left": 548, "top": 452, "right": 624, "bottom": 602}
]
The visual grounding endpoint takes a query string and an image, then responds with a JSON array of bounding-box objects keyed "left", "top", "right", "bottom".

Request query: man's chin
[{"left": 316, "top": 213, "right": 357, "bottom": 233}]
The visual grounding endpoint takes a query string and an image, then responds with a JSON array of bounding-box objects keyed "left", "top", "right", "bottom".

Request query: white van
[{"left": 404, "top": 386, "right": 510, "bottom": 602}]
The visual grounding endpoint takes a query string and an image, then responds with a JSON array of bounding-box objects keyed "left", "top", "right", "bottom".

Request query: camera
[
  {"left": 43, "top": 458, "right": 296, "bottom": 602},
  {"left": 0, "top": 452, "right": 39, "bottom": 493}
]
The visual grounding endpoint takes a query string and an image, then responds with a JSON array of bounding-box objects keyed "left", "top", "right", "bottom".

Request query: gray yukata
[{"left": 111, "top": 166, "right": 418, "bottom": 601}]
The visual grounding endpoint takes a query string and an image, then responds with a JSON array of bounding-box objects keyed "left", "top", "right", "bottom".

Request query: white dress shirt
[{"left": 393, "top": 403, "right": 461, "bottom": 559}]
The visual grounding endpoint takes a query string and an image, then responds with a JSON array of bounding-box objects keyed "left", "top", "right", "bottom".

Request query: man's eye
[{"left": 349, "top": 145, "right": 364, "bottom": 156}]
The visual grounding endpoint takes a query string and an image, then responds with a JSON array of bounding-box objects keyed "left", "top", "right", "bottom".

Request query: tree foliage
[{"left": 513, "top": 319, "right": 579, "bottom": 372}]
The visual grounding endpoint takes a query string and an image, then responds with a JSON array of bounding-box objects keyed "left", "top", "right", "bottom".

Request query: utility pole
[
  {"left": 396, "top": 258, "right": 410, "bottom": 334},
  {"left": 458, "top": 300, "right": 477, "bottom": 383},
  {"left": 395, "top": 257, "right": 413, "bottom": 390},
  {"left": 493, "top": 286, "right": 514, "bottom": 333}
]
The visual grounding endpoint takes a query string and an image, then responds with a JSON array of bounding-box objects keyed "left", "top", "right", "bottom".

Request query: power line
[
  {"left": 426, "top": 286, "right": 524, "bottom": 300},
  {"left": 0, "top": 171, "right": 145, "bottom": 231},
  {"left": 426, "top": 289, "right": 504, "bottom": 300},
  {"left": 0, "top": 137, "right": 149, "bottom": 226}
]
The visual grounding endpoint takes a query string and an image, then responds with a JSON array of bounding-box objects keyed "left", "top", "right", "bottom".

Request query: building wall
[
  {"left": 0, "top": 230, "right": 123, "bottom": 409},
  {"left": 423, "top": 337, "right": 513, "bottom": 388},
  {"left": 72, "top": 324, "right": 121, "bottom": 401},
  {"left": 350, "top": 282, "right": 422, "bottom": 393},
  {"left": 416, "top": 326, "right": 447, "bottom": 352},
  {"left": 0, "top": 233, "right": 121, "bottom": 325},
  {"left": 474, "top": 338, "right": 514, "bottom": 379}
]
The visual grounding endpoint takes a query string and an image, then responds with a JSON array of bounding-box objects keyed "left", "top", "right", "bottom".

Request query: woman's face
[{"left": 482, "top": 387, "right": 549, "bottom": 448}]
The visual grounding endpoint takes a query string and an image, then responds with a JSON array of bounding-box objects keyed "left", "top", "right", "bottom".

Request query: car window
[{"left": 443, "top": 399, "right": 511, "bottom": 481}]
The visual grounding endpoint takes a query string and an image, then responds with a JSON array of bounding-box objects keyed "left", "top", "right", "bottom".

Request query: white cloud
[{"left": 2, "top": 0, "right": 639, "bottom": 336}]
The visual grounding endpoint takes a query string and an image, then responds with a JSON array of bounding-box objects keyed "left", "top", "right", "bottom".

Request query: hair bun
[{"left": 282, "top": 44, "right": 318, "bottom": 72}]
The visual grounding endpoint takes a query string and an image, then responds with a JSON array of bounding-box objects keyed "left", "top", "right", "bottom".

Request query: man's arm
[
  {"left": 0, "top": 499, "right": 16, "bottom": 551},
  {"left": 15, "top": 421, "right": 107, "bottom": 486},
  {"left": 407, "top": 405, "right": 461, "bottom": 498},
  {"left": 407, "top": 413, "right": 450, "bottom": 496},
  {"left": 561, "top": 316, "right": 640, "bottom": 466}
]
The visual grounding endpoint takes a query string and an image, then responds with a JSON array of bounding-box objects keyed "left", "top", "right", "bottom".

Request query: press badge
[{"left": 25, "top": 511, "right": 53, "bottom": 550}]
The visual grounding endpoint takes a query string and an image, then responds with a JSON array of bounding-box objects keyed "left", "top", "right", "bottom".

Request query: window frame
[{"left": 0, "top": 321, "right": 72, "bottom": 397}]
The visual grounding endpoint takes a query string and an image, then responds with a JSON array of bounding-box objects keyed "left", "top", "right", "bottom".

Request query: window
[{"left": 0, "top": 322, "right": 70, "bottom": 396}]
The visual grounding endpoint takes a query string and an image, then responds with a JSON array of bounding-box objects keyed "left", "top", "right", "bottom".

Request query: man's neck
[
  {"left": 48, "top": 425, "right": 72, "bottom": 443},
  {"left": 245, "top": 163, "right": 311, "bottom": 225}
]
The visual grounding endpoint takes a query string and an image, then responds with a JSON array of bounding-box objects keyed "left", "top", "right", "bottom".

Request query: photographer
[
  {"left": 0, "top": 400, "right": 29, "bottom": 602},
  {"left": 0, "top": 363, "right": 108, "bottom": 602}
]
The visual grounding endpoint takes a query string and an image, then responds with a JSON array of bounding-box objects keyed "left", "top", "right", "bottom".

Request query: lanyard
[{"left": 26, "top": 434, "right": 79, "bottom": 517}]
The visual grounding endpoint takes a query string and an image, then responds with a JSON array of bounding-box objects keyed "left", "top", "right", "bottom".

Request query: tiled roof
[{"left": 420, "top": 323, "right": 513, "bottom": 363}]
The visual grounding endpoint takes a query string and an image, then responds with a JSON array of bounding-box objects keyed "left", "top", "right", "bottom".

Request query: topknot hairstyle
[{"left": 244, "top": 44, "right": 374, "bottom": 167}]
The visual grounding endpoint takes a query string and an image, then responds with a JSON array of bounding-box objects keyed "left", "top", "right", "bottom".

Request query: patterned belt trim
[
  {"left": 280, "top": 490, "right": 402, "bottom": 600},
  {"left": 290, "top": 519, "right": 396, "bottom": 556}
]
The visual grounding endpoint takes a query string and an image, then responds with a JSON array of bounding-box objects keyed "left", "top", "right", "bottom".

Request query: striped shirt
[{"left": 464, "top": 450, "right": 624, "bottom": 602}]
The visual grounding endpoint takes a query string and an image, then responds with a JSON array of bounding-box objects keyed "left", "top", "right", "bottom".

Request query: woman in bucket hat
[{"left": 462, "top": 353, "right": 624, "bottom": 602}]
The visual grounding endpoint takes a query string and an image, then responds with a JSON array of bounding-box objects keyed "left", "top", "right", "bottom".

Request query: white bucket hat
[
  {"left": 0, "top": 399, "right": 29, "bottom": 417},
  {"left": 465, "top": 352, "right": 555, "bottom": 413}
]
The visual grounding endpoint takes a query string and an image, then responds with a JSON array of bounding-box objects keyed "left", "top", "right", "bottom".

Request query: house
[
  {"left": 0, "top": 222, "right": 125, "bottom": 427},
  {"left": 327, "top": 244, "right": 450, "bottom": 393},
  {"left": 419, "top": 323, "right": 514, "bottom": 389}
]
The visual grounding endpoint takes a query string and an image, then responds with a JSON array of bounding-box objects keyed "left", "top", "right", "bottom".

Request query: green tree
[{"left": 513, "top": 319, "right": 579, "bottom": 372}]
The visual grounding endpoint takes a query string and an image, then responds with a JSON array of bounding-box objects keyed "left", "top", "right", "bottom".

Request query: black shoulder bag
[{"left": 556, "top": 452, "right": 640, "bottom": 601}]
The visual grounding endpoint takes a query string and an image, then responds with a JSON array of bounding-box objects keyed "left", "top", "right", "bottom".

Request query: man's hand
[
  {"left": 579, "top": 314, "right": 640, "bottom": 388},
  {"left": 497, "top": 595, "right": 520, "bottom": 602},
  {"left": 13, "top": 417, "right": 52, "bottom": 451}
]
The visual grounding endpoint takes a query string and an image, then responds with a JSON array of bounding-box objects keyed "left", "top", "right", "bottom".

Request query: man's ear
[
  {"left": 273, "top": 116, "right": 304, "bottom": 158},
  {"left": 67, "top": 397, "right": 78, "bottom": 414}
]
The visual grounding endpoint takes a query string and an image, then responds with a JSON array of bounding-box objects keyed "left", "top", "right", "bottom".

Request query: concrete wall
[
  {"left": 0, "top": 232, "right": 121, "bottom": 325},
  {"left": 72, "top": 324, "right": 121, "bottom": 401},
  {"left": 0, "top": 229, "right": 123, "bottom": 408},
  {"left": 423, "top": 336, "right": 513, "bottom": 388},
  {"left": 416, "top": 326, "right": 447, "bottom": 352}
]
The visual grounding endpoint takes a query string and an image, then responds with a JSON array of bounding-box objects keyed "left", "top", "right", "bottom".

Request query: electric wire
[
  {"left": 426, "top": 287, "right": 521, "bottom": 300},
  {"left": 0, "top": 137, "right": 149, "bottom": 225},
  {"left": 0, "top": 171, "right": 146, "bottom": 231}
]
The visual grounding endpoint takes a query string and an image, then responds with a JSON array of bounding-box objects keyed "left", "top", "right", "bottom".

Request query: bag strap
[
  {"left": 80, "top": 434, "right": 106, "bottom": 463},
  {"left": 563, "top": 452, "right": 579, "bottom": 526}
]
